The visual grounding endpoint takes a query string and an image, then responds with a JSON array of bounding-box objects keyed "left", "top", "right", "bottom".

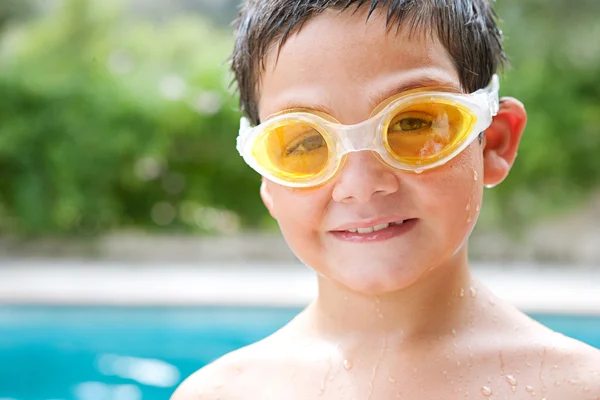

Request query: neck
[{"left": 306, "top": 249, "right": 481, "bottom": 347}]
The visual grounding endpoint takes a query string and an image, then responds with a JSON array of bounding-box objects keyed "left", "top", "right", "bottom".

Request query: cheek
[
  {"left": 268, "top": 182, "right": 329, "bottom": 241},
  {"left": 414, "top": 144, "right": 484, "bottom": 240}
]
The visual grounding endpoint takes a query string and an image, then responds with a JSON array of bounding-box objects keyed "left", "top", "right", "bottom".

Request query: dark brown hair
[{"left": 231, "top": 0, "right": 507, "bottom": 125}]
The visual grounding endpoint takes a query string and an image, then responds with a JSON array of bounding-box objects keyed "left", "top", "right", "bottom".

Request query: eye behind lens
[
  {"left": 252, "top": 120, "right": 331, "bottom": 181},
  {"left": 383, "top": 100, "right": 476, "bottom": 166}
]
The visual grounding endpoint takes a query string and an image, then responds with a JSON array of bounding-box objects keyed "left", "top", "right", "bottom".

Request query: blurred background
[{"left": 0, "top": 0, "right": 598, "bottom": 399}]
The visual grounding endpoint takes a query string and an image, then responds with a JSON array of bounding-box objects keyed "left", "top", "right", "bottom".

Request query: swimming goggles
[{"left": 236, "top": 75, "right": 499, "bottom": 188}]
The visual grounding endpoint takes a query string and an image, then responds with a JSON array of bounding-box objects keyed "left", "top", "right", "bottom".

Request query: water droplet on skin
[
  {"left": 469, "top": 287, "right": 477, "bottom": 298},
  {"left": 481, "top": 386, "right": 492, "bottom": 396},
  {"left": 525, "top": 385, "right": 535, "bottom": 393},
  {"left": 525, "top": 362, "right": 533, "bottom": 367},
  {"left": 456, "top": 360, "right": 461, "bottom": 367},
  {"left": 474, "top": 170, "right": 479, "bottom": 181},
  {"left": 506, "top": 375, "right": 518, "bottom": 386},
  {"left": 466, "top": 204, "right": 471, "bottom": 211},
  {"left": 567, "top": 379, "right": 580, "bottom": 385},
  {"left": 452, "top": 329, "right": 457, "bottom": 337},
  {"left": 467, "top": 216, "right": 472, "bottom": 223},
  {"left": 343, "top": 359, "right": 353, "bottom": 370},
  {"left": 484, "top": 184, "right": 497, "bottom": 189},
  {"left": 476, "top": 204, "right": 481, "bottom": 212},
  {"left": 415, "top": 168, "right": 424, "bottom": 174},
  {"left": 459, "top": 288, "right": 465, "bottom": 297},
  {"left": 554, "top": 380, "right": 560, "bottom": 386},
  {"left": 388, "top": 375, "right": 396, "bottom": 383},
  {"left": 320, "top": 358, "right": 333, "bottom": 395}
]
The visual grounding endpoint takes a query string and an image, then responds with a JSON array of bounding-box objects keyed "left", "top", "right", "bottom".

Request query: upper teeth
[{"left": 347, "top": 221, "right": 404, "bottom": 234}]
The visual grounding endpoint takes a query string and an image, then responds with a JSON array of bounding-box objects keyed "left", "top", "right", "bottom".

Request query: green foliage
[
  {"left": 0, "top": 0, "right": 599, "bottom": 237},
  {"left": 0, "top": 0, "right": 263, "bottom": 236},
  {"left": 0, "top": 0, "right": 34, "bottom": 33},
  {"left": 480, "top": 0, "right": 600, "bottom": 233}
]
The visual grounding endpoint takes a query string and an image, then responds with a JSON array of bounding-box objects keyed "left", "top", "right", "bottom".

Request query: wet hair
[{"left": 231, "top": 0, "right": 507, "bottom": 125}]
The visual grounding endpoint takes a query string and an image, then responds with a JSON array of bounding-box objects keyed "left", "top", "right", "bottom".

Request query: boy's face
[{"left": 257, "top": 9, "right": 521, "bottom": 295}]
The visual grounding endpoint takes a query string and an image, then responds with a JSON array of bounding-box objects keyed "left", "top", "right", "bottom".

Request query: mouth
[
  {"left": 341, "top": 219, "right": 410, "bottom": 234},
  {"left": 330, "top": 218, "right": 418, "bottom": 243}
]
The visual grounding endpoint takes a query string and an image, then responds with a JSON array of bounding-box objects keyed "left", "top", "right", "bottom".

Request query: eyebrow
[
  {"left": 367, "top": 77, "right": 463, "bottom": 110},
  {"left": 277, "top": 77, "right": 462, "bottom": 120}
]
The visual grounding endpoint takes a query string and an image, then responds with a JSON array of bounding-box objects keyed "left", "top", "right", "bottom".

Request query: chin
[{"left": 329, "top": 259, "right": 428, "bottom": 294}]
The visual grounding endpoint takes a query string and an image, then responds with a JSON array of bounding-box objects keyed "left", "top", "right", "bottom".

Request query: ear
[
  {"left": 482, "top": 97, "right": 527, "bottom": 186},
  {"left": 260, "top": 178, "right": 277, "bottom": 219}
]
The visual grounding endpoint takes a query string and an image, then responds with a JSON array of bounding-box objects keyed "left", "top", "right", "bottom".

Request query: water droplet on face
[
  {"left": 415, "top": 168, "right": 424, "bottom": 174},
  {"left": 506, "top": 375, "right": 518, "bottom": 386},
  {"left": 481, "top": 386, "right": 492, "bottom": 396},
  {"left": 476, "top": 204, "right": 480, "bottom": 212},
  {"left": 459, "top": 288, "right": 465, "bottom": 297},
  {"left": 466, "top": 203, "right": 471, "bottom": 211},
  {"left": 452, "top": 329, "right": 457, "bottom": 337},
  {"left": 474, "top": 170, "right": 478, "bottom": 181},
  {"left": 469, "top": 287, "right": 477, "bottom": 298},
  {"left": 567, "top": 379, "right": 580, "bottom": 385},
  {"left": 388, "top": 375, "right": 396, "bottom": 383},
  {"left": 467, "top": 216, "right": 472, "bottom": 223},
  {"left": 484, "top": 183, "right": 497, "bottom": 189},
  {"left": 343, "top": 359, "right": 353, "bottom": 370},
  {"left": 456, "top": 360, "right": 461, "bottom": 367}
]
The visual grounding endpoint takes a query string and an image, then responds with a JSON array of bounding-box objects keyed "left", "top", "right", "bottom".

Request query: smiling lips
[
  {"left": 344, "top": 220, "right": 407, "bottom": 234},
  {"left": 330, "top": 218, "right": 417, "bottom": 242}
]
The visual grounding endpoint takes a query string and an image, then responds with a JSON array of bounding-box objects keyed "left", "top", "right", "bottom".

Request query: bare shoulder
[
  {"left": 483, "top": 312, "right": 600, "bottom": 399},
  {"left": 170, "top": 344, "right": 260, "bottom": 400},
  {"left": 535, "top": 330, "right": 600, "bottom": 399},
  {"left": 170, "top": 333, "right": 298, "bottom": 400}
]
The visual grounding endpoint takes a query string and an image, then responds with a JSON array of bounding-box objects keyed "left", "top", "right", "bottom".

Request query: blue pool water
[{"left": 0, "top": 306, "right": 599, "bottom": 400}]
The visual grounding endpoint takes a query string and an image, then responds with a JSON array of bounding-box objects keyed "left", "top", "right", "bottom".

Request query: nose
[{"left": 331, "top": 151, "right": 399, "bottom": 204}]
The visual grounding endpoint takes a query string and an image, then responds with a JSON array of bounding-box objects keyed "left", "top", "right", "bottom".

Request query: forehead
[{"left": 258, "top": 8, "right": 461, "bottom": 124}]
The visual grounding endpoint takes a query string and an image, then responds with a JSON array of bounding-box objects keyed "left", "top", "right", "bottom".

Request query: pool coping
[{"left": 0, "top": 260, "right": 599, "bottom": 315}]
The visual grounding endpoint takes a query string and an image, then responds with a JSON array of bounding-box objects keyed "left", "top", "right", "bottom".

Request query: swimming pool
[{"left": 0, "top": 306, "right": 599, "bottom": 400}]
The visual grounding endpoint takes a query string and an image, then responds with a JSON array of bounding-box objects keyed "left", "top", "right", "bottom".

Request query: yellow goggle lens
[
  {"left": 251, "top": 122, "right": 329, "bottom": 179},
  {"left": 384, "top": 101, "right": 475, "bottom": 164}
]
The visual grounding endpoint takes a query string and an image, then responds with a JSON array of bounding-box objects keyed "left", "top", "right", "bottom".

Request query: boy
[{"left": 174, "top": 0, "right": 600, "bottom": 398}]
